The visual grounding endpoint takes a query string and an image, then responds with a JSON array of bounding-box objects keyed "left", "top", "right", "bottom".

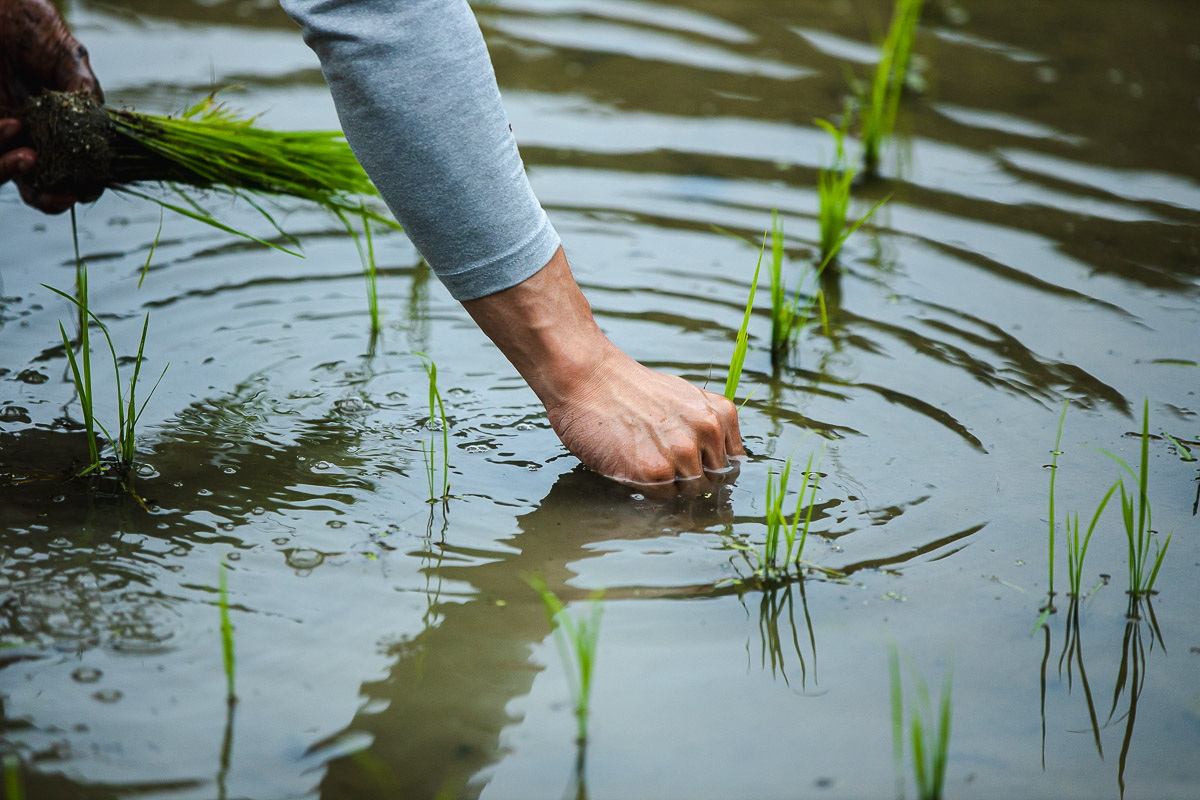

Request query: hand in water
[
  {"left": 0, "top": 0, "right": 104, "bottom": 212},
  {"left": 464, "top": 247, "right": 745, "bottom": 488}
]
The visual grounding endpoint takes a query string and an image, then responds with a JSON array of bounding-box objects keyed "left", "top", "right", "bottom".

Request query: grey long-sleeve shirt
[{"left": 278, "top": 0, "right": 561, "bottom": 301}]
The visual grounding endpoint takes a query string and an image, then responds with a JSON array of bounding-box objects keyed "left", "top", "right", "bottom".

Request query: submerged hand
[
  {"left": 547, "top": 345, "right": 743, "bottom": 485},
  {"left": 464, "top": 247, "right": 745, "bottom": 487},
  {"left": 0, "top": 0, "right": 104, "bottom": 212}
]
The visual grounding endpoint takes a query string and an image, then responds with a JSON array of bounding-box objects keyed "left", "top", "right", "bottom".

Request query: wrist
[{"left": 462, "top": 247, "right": 619, "bottom": 408}]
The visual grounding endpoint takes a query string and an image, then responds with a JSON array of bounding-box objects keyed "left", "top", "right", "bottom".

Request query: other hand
[{"left": 0, "top": 0, "right": 104, "bottom": 213}]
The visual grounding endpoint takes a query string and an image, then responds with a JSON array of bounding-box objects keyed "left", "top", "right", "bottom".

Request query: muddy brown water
[{"left": 2, "top": 1, "right": 1198, "bottom": 798}]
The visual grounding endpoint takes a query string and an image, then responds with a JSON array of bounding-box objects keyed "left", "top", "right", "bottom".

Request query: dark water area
[{"left": 1, "top": 1, "right": 1198, "bottom": 798}]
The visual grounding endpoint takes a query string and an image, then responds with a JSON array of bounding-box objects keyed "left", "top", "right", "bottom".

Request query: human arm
[
  {"left": 0, "top": 0, "right": 104, "bottom": 212},
  {"left": 279, "top": 0, "right": 743, "bottom": 484}
]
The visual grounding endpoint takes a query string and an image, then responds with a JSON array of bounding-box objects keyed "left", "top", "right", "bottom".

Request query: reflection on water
[
  {"left": 2, "top": 0, "right": 1199, "bottom": 797},
  {"left": 1038, "top": 592, "right": 1168, "bottom": 799}
]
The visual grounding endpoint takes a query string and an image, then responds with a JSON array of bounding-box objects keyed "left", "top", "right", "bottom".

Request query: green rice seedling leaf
[
  {"left": 1095, "top": 400, "right": 1167, "bottom": 596},
  {"left": 137, "top": 209, "right": 164, "bottom": 289},
  {"left": 815, "top": 193, "right": 890, "bottom": 275},
  {"left": 724, "top": 235, "right": 765, "bottom": 402},
  {"left": 1162, "top": 433, "right": 1195, "bottom": 462},
  {"left": 888, "top": 647, "right": 905, "bottom": 799},
  {"left": 219, "top": 563, "right": 237, "bottom": 703},
  {"left": 790, "top": 447, "right": 824, "bottom": 567},
  {"left": 1047, "top": 399, "right": 1068, "bottom": 600},
  {"left": 855, "top": 0, "right": 924, "bottom": 177},
  {"left": 890, "top": 649, "right": 953, "bottom": 800},
  {"left": 1066, "top": 481, "right": 1119, "bottom": 596},
  {"left": 415, "top": 353, "right": 450, "bottom": 501},
  {"left": 2, "top": 752, "right": 23, "bottom": 800},
  {"left": 526, "top": 574, "right": 604, "bottom": 744},
  {"left": 122, "top": 188, "right": 303, "bottom": 257}
]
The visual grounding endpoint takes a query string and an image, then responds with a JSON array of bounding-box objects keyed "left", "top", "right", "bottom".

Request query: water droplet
[{"left": 72, "top": 667, "right": 102, "bottom": 683}]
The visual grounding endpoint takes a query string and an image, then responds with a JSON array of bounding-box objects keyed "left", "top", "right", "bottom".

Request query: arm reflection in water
[{"left": 316, "top": 464, "right": 739, "bottom": 800}]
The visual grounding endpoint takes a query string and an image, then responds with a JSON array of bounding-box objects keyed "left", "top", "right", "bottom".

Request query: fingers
[{"left": 705, "top": 390, "right": 746, "bottom": 458}]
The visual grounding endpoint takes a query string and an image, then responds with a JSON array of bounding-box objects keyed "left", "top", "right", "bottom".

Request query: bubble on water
[
  {"left": 48, "top": 537, "right": 71, "bottom": 549},
  {"left": 312, "top": 461, "right": 331, "bottom": 471},
  {"left": 226, "top": 552, "right": 241, "bottom": 561},
  {"left": 52, "top": 495, "right": 66, "bottom": 503},
  {"left": 251, "top": 507, "right": 265, "bottom": 516},
  {"left": 219, "top": 523, "right": 235, "bottom": 532},
  {"left": 287, "top": 549, "right": 324, "bottom": 569},
  {"left": 92, "top": 689, "right": 123, "bottom": 703},
  {"left": 515, "top": 423, "right": 533, "bottom": 431},
  {"left": 631, "top": 494, "right": 645, "bottom": 501},
  {"left": 466, "top": 445, "right": 490, "bottom": 453},
  {"left": 173, "top": 481, "right": 183, "bottom": 488},
  {"left": 327, "top": 520, "right": 345, "bottom": 529},
  {"left": 223, "top": 466, "right": 237, "bottom": 475},
  {"left": 272, "top": 537, "right": 290, "bottom": 546},
  {"left": 15, "top": 369, "right": 48, "bottom": 385},
  {"left": 197, "top": 489, "right": 212, "bottom": 497},
  {"left": 136, "top": 463, "right": 156, "bottom": 477},
  {"left": 72, "top": 667, "right": 102, "bottom": 683}
]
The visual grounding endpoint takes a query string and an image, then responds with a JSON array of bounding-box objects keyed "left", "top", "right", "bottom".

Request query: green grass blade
[{"left": 724, "top": 237, "right": 765, "bottom": 401}]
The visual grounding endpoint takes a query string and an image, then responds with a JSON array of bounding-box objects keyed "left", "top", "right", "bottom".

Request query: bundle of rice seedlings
[{"left": 23, "top": 90, "right": 398, "bottom": 250}]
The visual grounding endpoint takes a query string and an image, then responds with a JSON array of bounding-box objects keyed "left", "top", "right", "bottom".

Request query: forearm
[
  {"left": 277, "top": 0, "right": 560, "bottom": 301},
  {"left": 462, "top": 247, "right": 617, "bottom": 410}
]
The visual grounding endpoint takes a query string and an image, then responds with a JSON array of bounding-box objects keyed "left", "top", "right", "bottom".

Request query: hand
[
  {"left": 1, "top": 0, "right": 104, "bottom": 213},
  {"left": 463, "top": 247, "right": 745, "bottom": 487}
]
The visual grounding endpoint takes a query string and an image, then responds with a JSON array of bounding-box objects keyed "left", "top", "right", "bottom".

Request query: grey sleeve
[{"left": 278, "top": 0, "right": 561, "bottom": 301}]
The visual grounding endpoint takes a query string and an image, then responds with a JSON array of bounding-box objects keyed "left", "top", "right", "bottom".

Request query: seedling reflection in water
[{"left": 527, "top": 575, "right": 603, "bottom": 745}]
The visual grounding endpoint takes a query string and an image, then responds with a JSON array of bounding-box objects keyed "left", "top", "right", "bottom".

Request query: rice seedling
[
  {"left": 219, "top": 563, "right": 237, "bottom": 704},
  {"left": 1097, "top": 400, "right": 1172, "bottom": 597},
  {"left": 889, "top": 647, "right": 952, "bottom": 800},
  {"left": 45, "top": 219, "right": 168, "bottom": 475},
  {"left": 767, "top": 211, "right": 801, "bottom": 366},
  {"left": 1046, "top": 399, "right": 1068, "bottom": 602},
  {"left": 2, "top": 752, "right": 23, "bottom": 800},
  {"left": 814, "top": 116, "right": 890, "bottom": 270},
  {"left": 724, "top": 235, "right": 765, "bottom": 402},
  {"left": 526, "top": 575, "right": 604, "bottom": 745},
  {"left": 760, "top": 449, "right": 823, "bottom": 577},
  {"left": 24, "top": 89, "right": 398, "bottom": 254},
  {"left": 854, "top": 0, "right": 924, "bottom": 178},
  {"left": 1063, "top": 483, "right": 1119, "bottom": 598},
  {"left": 337, "top": 206, "right": 383, "bottom": 332},
  {"left": 415, "top": 354, "right": 450, "bottom": 502}
]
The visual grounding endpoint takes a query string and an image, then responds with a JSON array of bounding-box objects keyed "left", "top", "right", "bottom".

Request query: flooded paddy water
[{"left": 2, "top": 0, "right": 1198, "bottom": 797}]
